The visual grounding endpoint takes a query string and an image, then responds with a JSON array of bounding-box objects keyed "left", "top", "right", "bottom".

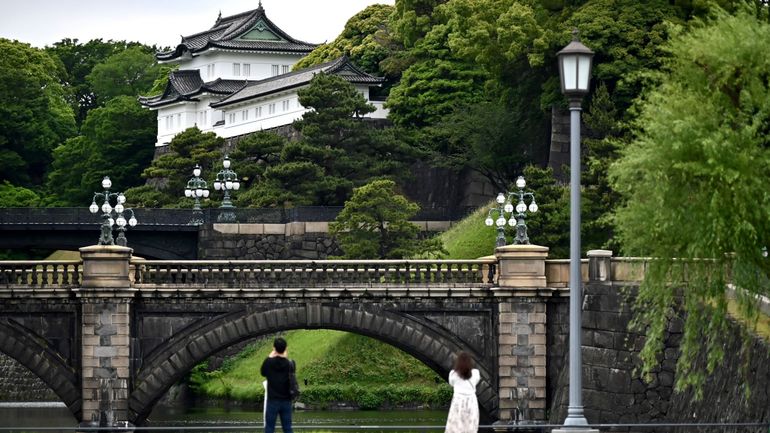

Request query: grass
[
  {"left": 44, "top": 250, "right": 80, "bottom": 260},
  {"left": 438, "top": 203, "right": 497, "bottom": 259},
  {"left": 726, "top": 299, "right": 770, "bottom": 341},
  {"left": 190, "top": 330, "right": 451, "bottom": 409}
]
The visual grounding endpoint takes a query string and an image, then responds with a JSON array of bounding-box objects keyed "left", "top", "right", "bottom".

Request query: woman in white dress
[{"left": 444, "top": 351, "right": 480, "bottom": 433}]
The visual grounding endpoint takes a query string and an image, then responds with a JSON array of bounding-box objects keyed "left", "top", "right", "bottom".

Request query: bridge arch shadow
[
  {"left": 129, "top": 304, "right": 498, "bottom": 424},
  {"left": 0, "top": 319, "right": 81, "bottom": 420}
]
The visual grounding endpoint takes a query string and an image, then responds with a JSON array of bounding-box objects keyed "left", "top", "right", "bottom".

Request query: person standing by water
[
  {"left": 444, "top": 351, "right": 480, "bottom": 433},
  {"left": 261, "top": 337, "right": 294, "bottom": 433}
]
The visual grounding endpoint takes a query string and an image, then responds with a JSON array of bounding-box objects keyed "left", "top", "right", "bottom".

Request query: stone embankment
[{"left": 0, "top": 353, "right": 57, "bottom": 401}]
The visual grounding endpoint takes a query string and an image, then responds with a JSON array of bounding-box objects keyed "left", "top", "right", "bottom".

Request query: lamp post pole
[
  {"left": 185, "top": 164, "right": 210, "bottom": 225},
  {"left": 89, "top": 176, "right": 138, "bottom": 246},
  {"left": 213, "top": 155, "right": 240, "bottom": 223},
  {"left": 555, "top": 29, "right": 595, "bottom": 431},
  {"left": 484, "top": 176, "right": 538, "bottom": 248}
]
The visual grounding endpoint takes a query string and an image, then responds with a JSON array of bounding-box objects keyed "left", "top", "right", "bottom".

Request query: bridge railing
[
  {"left": 0, "top": 260, "right": 82, "bottom": 293},
  {"left": 130, "top": 259, "right": 497, "bottom": 291}
]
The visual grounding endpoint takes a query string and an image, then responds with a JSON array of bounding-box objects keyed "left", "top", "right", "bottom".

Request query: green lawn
[{"left": 438, "top": 203, "right": 497, "bottom": 259}]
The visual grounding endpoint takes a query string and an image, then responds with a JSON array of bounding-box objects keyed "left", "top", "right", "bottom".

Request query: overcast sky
[{"left": 0, "top": 0, "right": 394, "bottom": 48}]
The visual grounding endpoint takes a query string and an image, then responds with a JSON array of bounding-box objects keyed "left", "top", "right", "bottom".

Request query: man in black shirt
[{"left": 260, "top": 337, "right": 294, "bottom": 433}]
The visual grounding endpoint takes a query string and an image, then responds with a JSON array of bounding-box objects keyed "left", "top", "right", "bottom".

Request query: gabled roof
[
  {"left": 138, "top": 70, "right": 249, "bottom": 108},
  {"left": 157, "top": 4, "right": 317, "bottom": 61},
  {"left": 210, "top": 56, "right": 384, "bottom": 108}
]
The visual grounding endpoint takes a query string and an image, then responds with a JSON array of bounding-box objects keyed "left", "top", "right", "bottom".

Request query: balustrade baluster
[
  {"left": 30, "top": 265, "right": 38, "bottom": 286},
  {"left": 487, "top": 263, "right": 496, "bottom": 283}
]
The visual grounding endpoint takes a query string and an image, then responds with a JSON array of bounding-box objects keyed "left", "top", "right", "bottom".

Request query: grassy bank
[
  {"left": 189, "top": 330, "right": 452, "bottom": 409},
  {"left": 439, "top": 204, "right": 497, "bottom": 259}
]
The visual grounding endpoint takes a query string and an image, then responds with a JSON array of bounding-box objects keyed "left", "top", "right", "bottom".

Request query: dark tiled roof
[
  {"left": 210, "top": 56, "right": 384, "bottom": 108},
  {"left": 157, "top": 4, "right": 317, "bottom": 61},
  {"left": 139, "top": 70, "right": 249, "bottom": 108}
]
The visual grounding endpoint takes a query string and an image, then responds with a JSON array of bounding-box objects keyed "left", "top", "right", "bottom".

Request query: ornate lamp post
[
  {"left": 555, "top": 28, "right": 594, "bottom": 431},
  {"left": 89, "top": 176, "right": 137, "bottom": 246},
  {"left": 184, "top": 164, "right": 210, "bottom": 225},
  {"left": 484, "top": 176, "right": 538, "bottom": 247},
  {"left": 213, "top": 155, "right": 240, "bottom": 223}
]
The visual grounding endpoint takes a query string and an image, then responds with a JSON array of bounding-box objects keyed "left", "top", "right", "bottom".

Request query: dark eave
[
  {"left": 139, "top": 70, "right": 249, "bottom": 108},
  {"left": 156, "top": 4, "right": 318, "bottom": 62},
  {"left": 210, "top": 56, "right": 384, "bottom": 108}
]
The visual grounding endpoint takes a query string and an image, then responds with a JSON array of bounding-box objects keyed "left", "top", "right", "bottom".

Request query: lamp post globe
[
  {"left": 555, "top": 28, "right": 595, "bottom": 432},
  {"left": 484, "top": 176, "right": 539, "bottom": 248},
  {"left": 89, "top": 176, "right": 137, "bottom": 246},
  {"left": 185, "top": 164, "right": 209, "bottom": 226},
  {"left": 214, "top": 155, "right": 238, "bottom": 223}
]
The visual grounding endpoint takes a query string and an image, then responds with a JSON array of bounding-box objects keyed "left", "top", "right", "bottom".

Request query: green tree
[
  {"left": 250, "top": 73, "right": 414, "bottom": 207},
  {"left": 0, "top": 39, "right": 76, "bottom": 187},
  {"left": 610, "top": 10, "right": 770, "bottom": 396},
  {"left": 46, "top": 38, "right": 139, "bottom": 124},
  {"left": 45, "top": 96, "right": 155, "bottom": 206},
  {"left": 0, "top": 181, "right": 41, "bottom": 207},
  {"left": 331, "top": 179, "right": 444, "bottom": 259},
  {"left": 125, "top": 127, "right": 224, "bottom": 207},
  {"left": 294, "top": 5, "right": 394, "bottom": 75},
  {"left": 87, "top": 46, "right": 161, "bottom": 103},
  {"left": 231, "top": 131, "right": 289, "bottom": 208},
  {"left": 518, "top": 165, "right": 569, "bottom": 258}
]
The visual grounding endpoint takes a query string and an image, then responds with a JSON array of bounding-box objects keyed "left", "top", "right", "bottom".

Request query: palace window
[
  {"left": 207, "top": 64, "right": 215, "bottom": 78},
  {"left": 243, "top": 64, "right": 251, "bottom": 77},
  {"left": 242, "top": 109, "right": 249, "bottom": 121},
  {"left": 176, "top": 113, "right": 182, "bottom": 128},
  {"left": 282, "top": 100, "right": 290, "bottom": 111},
  {"left": 282, "top": 65, "right": 290, "bottom": 74},
  {"left": 233, "top": 63, "right": 241, "bottom": 76},
  {"left": 271, "top": 65, "right": 279, "bottom": 76},
  {"left": 268, "top": 103, "right": 276, "bottom": 115},
  {"left": 256, "top": 106, "right": 263, "bottom": 118},
  {"left": 228, "top": 113, "right": 236, "bottom": 124}
]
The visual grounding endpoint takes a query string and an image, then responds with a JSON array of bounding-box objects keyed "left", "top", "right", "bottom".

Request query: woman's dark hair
[{"left": 454, "top": 351, "right": 474, "bottom": 380}]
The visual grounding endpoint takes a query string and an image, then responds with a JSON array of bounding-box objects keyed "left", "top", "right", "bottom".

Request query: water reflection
[{"left": 0, "top": 404, "right": 447, "bottom": 433}]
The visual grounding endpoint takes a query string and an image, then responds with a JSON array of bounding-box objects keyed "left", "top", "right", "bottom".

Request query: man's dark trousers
[{"left": 265, "top": 398, "right": 293, "bottom": 433}]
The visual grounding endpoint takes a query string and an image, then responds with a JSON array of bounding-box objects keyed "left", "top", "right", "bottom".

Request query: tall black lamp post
[
  {"left": 555, "top": 28, "right": 595, "bottom": 431},
  {"left": 185, "top": 164, "right": 210, "bottom": 225},
  {"left": 213, "top": 155, "right": 240, "bottom": 223},
  {"left": 89, "top": 176, "right": 137, "bottom": 246},
  {"left": 485, "top": 176, "right": 538, "bottom": 247}
]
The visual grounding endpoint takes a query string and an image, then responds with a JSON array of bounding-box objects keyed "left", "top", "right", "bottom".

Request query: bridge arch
[
  {"left": 0, "top": 319, "right": 81, "bottom": 420},
  {"left": 129, "top": 304, "right": 498, "bottom": 424}
]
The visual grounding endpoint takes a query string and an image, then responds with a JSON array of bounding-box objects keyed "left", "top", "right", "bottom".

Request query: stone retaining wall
[{"left": 0, "top": 353, "right": 58, "bottom": 401}]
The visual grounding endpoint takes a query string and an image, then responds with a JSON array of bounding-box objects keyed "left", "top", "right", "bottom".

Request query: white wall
[{"left": 177, "top": 51, "right": 304, "bottom": 81}]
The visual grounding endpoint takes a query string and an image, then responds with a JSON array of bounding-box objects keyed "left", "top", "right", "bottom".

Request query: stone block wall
[
  {"left": 498, "top": 299, "right": 548, "bottom": 421},
  {"left": 198, "top": 223, "right": 341, "bottom": 260},
  {"left": 0, "top": 353, "right": 58, "bottom": 401},
  {"left": 81, "top": 300, "right": 132, "bottom": 425}
]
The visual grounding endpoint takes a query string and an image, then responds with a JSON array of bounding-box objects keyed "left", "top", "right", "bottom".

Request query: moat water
[{"left": 0, "top": 403, "right": 447, "bottom": 432}]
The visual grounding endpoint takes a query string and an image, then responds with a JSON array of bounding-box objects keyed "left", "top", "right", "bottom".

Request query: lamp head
[
  {"left": 222, "top": 156, "right": 231, "bottom": 169},
  {"left": 101, "top": 176, "right": 112, "bottom": 189},
  {"left": 193, "top": 165, "right": 201, "bottom": 177},
  {"left": 557, "top": 28, "right": 594, "bottom": 99},
  {"left": 515, "top": 176, "right": 526, "bottom": 189},
  {"left": 496, "top": 193, "right": 505, "bottom": 204}
]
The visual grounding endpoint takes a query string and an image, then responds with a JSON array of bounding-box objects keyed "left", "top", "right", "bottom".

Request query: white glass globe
[
  {"left": 223, "top": 158, "right": 231, "bottom": 169},
  {"left": 496, "top": 217, "right": 506, "bottom": 227},
  {"left": 101, "top": 176, "right": 112, "bottom": 189},
  {"left": 496, "top": 193, "right": 505, "bottom": 204},
  {"left": 101, "top": 202, "right": 112, "bottom": 214},
  {"left": 185, "top": 189, "right": 192, "bottom": 197},
  {"left": 116, "top": 216, "right": 127, "bottom": 227},
  {"left": 529, "top": 202, "right": 539, "bottom": 213},
  {"left": 233, "top": 182, "right": 240, "bottom": 190},
  {"left": 193, "top": 167, "right": 201, "bottom": 177},
  {"left": 504, "top": 203, "right": 514, "bottom": 213},
  {"left": 117, "top": 193, "right": 126, "bottom": 204},
  {"left": 225, "top": 181, "right": 233, "bottom": 190},
  {"left": 214, "top": 181, "right": 221, "bottom": 190},
  {"left": 508, "top": 218, "right": 516, "bottom": 226},
  {"left": 195, "top": 188, "right": 203, "bottom": 197},
  {"left": 203, "top": 189, "right": 210, "bottom": 198},
  {"left": 484, "top": 217, "right": 494, "bottom": 226},
  {"left": 128, "top": 217, "right": 137, "bottom": 227},
  {"left": 515, "top": 176, "right": 526, "bottom": 189},
  {"left": 516, "top": 202, "right": 527, "bottom": 213},
  {"left": 89, "top": 203, "right": 98, "bottom": 214},
  {"left": 108, "top": 217, "right": 115, "bottom": 227},
  {"left": 114, "top": 204, "right": 124, "bottom": 214}
]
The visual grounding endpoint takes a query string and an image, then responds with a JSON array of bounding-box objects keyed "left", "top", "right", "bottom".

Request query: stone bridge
[{"left": 0, "top": 244, "right": 648, "bottom": 429}]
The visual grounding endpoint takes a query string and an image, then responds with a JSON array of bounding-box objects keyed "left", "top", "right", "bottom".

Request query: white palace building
[{"left": 140, "top": 2, "right": 389, "bottom": 147}]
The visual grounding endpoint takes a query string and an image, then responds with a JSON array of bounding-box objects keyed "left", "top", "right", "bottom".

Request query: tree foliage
[
  {"left": 0, "top": 181, "right": 41, "bottom": 207},
  {"left": 610, "top": 10, "right": 770, "bottom": 396},
  {"left": 87, "top": 46, "right": 160, "bottom": 104},
  {"left": 0, "top": 39, "right": 76, "bottom": 188},
  {"left": 125, "top": 127, "right": 224, "bottom": 208},
  {"left": 45, "top": 96, "right": 156, "bottom": 206},
  {"left": 294, "top": 4, "right": 393, "bottom": 76},
  {"left": 331, "top": 179, "right": 444, "bottom": 259},
  {"left": 247, "top": 73, "right": 414, "bottom": 207}
]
